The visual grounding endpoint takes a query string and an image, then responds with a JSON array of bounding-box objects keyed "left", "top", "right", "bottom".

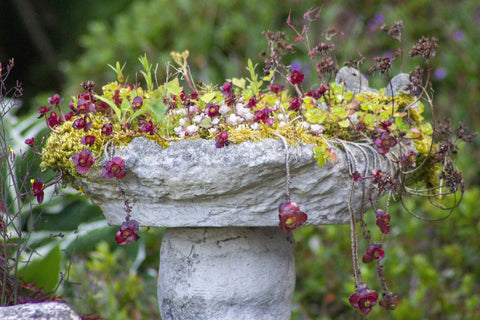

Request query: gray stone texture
[
  {"left": 386, "top": 73, "right": 411, "bottom": 96},
  {"left": 335, "top": 66, "right": 380, "bottom": 94},
  {"left": 75, "top": 137, "right": 399, "bottom": 227},
  {"left": 158, "top": 227, "right": 295, "bottom": 320},
  {"left": 0, "top": 302, "right": 81, "bottom": 320}
]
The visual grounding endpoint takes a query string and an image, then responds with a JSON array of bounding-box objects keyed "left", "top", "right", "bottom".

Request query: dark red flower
[
  {"left": 253, "top": 108, "right": 272, "bottom": 123},
  {"left": 278, "top": 201, "right": 308, "bottom": 232},
  {"left": 221, "top": 82, "right": 233, "bottom": 95},
  {"left": 352, "top": 171, "right": 362, "bottom": 182},
  {"left": 362, "top": 242, "right": 385, "bottom": 263},
  {"left": 379, "top": 292, "right": 399, "bottom": 310},
  {"left": 289, "top": 70, "right": 304, "bottom": 85},
  {"left": 247, "top": 96, "right": 257, "bottom": 108},
  {"left": 288, "top": 97, "right": 302, "bottom": 111},
  {"left": 96, "top": 101, "right": 110, "bottom": 114},
  {"left": 47, "top": 112, "right": 61, "bottom": 128},
  {"left": 101, "top": 123, "right": 113, "bottom": 136},
  {"left": 76, "top": 98, "right": 96, "bottom": 114},
  {"left": 38, "top": 106, "right": 53, "bottom": 118},
  {"left": 72, "top": 116, "right": 92, "bottom": 131},
  {"left": 71, "top": 150, "right": 95, "bottom": 174},
  {"left": 374, "top": 120, "right": 393, "bottom": 133},
  {"left": 215, "top": 131, "right": 230, "bottom": 148},
  {"left": 102, "top": 157, "right": 127, "bottom": 179},
  {"left": 267, "top": 84, "right": 285, "bottom": 94},
  {"left": 306, "top": 86, "right": 327, "bottom": 99},
  {"left": 400, "top": 150, "right": 417, "bottom": 168},
  {"left": 131, "top": 96, "right": 143, "bottom": 111},
  {"left": 139, "top": 120, "right": 157, "bottom": 135},
  {"left": 81, "top": 135, "right": 96, "bottom": 146},
  {"left": 374, "top": 132, "right": 397, "bottom": 154},
  {"left": 32, "top": 179, "right": 44, "bottom": 204},
  {"left": 64, "top": 111, "right": 74, "bottom": 121},
  {"left": 349, "top": 283, "right": 378, "bottom": 315},
  {"left": 205, "top": 103, "right": 220, "bottom": 117},
  {"left": 115, "top": 219, "right": 139, "bottom": 245},
  {"left": 375, "top": 209, "right": 391, "bottom": 234},
  {"left": 25, "top": 137, "right": 36, "bottom": 146},
  {"left": 47, "top": 94, "right": 64, "bottom": 105}
]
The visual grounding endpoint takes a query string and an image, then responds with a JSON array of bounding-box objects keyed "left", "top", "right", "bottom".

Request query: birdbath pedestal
[{"left": 75, "top": 136, "right": 396, "bottom": 320}]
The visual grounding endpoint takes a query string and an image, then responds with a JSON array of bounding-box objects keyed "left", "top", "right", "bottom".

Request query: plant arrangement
[{"left": 24, "top": 8, "right": 475, "bottom": 316}]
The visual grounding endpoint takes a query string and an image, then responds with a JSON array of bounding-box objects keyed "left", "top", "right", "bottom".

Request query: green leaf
[
  {"left": 21, "top": 245, "right": 61, "bottom": 292},
  {"left": 338, "top": 120, "right": 350, "bottom": 128},
  {"left": 148, "top": 100, "right": 167, "bottom": 122},
  {"left": 201, "top": 92, "right": 216, "bottom": 104},
  {"left": 199, "top": 117, "right": 212, "bottom": 129},
  {"left": 165, "top": 78, "right": 183, "bottom": 96},
  {"left": 231, "top": 77, "right": 246, "bottom": 90},
  {"left": 127, "top": 108, "right": 150, "bottom": 123},
  {"left": 94, "top": 94, "right": 122, "bottom": 123}
]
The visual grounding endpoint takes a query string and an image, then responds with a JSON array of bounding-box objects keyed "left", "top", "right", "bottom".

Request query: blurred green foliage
[{"left": 2, "top": 0, "right": 479, "bottom": 318}]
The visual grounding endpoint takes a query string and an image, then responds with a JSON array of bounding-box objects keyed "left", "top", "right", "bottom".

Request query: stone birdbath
[
  {"left": 73, "top": 135, "right": 398, "bottom": 320},
  {"left": 39, "top": 58, "right": 434, "bottom": 319}
]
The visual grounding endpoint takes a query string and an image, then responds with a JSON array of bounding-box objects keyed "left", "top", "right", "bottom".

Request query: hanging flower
[
  {"left": 115, "top": 219, "right": 139, "bottom": 245},
  {"left": 349, "top": 283, "right": 378, "bottom": 315},
  {"left": 31, "top": 179, "right": 44, "bottom": 204},
  {"left": 278, "top": 201, "right": 308, "bottom": 232},
  {"left": 71, "top": 150, "right": 95, "bottom": 174},
  {"left": 102, "top": 157, "right": 127, "bottom": 179}
]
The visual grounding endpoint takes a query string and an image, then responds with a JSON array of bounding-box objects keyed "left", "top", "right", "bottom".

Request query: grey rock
[
  {"left": 0, "top": 302, "right": 81, "bottom": 320},
  {"left": 386, "top": 73, "right": 411, "bottom": 96},
  {"left": 335, "top": 66, "right": 380, "bottom": 94},
  {"left": 74, "top": 136, "right": 402, "bottom": 227}
]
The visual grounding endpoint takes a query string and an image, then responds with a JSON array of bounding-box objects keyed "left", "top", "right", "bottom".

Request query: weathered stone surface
[
  {"left": 75, "top": 137, "right": 399, "bottom": 227},
  {"left": 0, "top": 302, "right": 81, "bottom": 320},
  {"left": 386, "top": 73, "right": 411, "bottom": 96},
  {"left": 158, "top": 227, "right": 295, "bottom": 320},
  {"left": 335, "top": 66, "right": 380, "bottom": 94}
]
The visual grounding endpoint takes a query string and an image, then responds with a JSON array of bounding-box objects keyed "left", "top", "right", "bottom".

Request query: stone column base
[{"left": 158, "top": 227, "right": 295, "bottom": 320}]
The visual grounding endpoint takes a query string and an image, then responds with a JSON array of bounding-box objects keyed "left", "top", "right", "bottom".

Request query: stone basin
[{"left": 70, "top": 136, "right": 400, "bottom": 320}]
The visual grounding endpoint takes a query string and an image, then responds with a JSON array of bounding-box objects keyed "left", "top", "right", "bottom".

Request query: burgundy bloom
[
  {"left": 102, "top": 157, "right": 127, "bottom": 179},
  {"left": 76, "top": 98, "right": 96, "bottom": 114},
  {"left": 32, "top": 179, "right": 44, "bottom": 204},
  {"left": 140, "top": 120, "right": 157, "bottom": 135},
  {"left": 47, "top": 93, "right": 64, "bottom": 105},
  {"left": 38, "top": 106, "right": 53, "bottom": 118},
  {"left": 72, "top": 116, "right": 92, "bottom": 131},
  {"left": 278, "top": 201, "right": 308, "bottom": 232},
  {"left": 115, "top": 219, "right": 139, "bottom": 245},
  {"left": 205, "top": 103, "right": 220, "bottom": 117},
  {"left": 352, "top": 171, "right": 362, "bottom": 183},
  {"left": 362, "top": 242, "right": 385, "bottom": 263},
  {"left": 289, "top": 70, "right": 304, "bottom": 85},
  {"left": 374, "top": 132, "right": 397, "bottom": 154},
  {"left": 400, "top": 150, "right": 417, "bottom": 168},
  {"left": 306, "top": 86, "right": 327, "bottom": 99},
  {"left": 25, "top": 137, "right": 36, "bottom": 146},
  {"left": 375, "top": 209, "right": 391, "bottom": 234},
  {"left": 81, "top": 135, "right": 96, "bottom": 146},
  {"left": 131, "top": 96, "right": 143, "bottom": 111},
  {"left": 288, "top": 97, "right": 302, "bottom": 111},
  {"left": 267, "top": 84, "right": 285, "bottom": 94},
  {"left": 215, "top": 131, "right": 230, "bottom": 148},
  {"left": 253, "top": 108, "right": 272, "bottom": 123},
  {"left": 221, "top": 82, "right": 233, "bottom": 95},
  {"left": 375, "top": 120, "right": 393, "bottom": 131},
  {"left": 47, "top": 112, "right": 61, "bottom": 128},
  {"left": 71, "top": 150, "right": 95, "bottom": 174},
  {"left": 64, "top": 111, "right": 74, "bottom": 121},
  {"left": 349, "top": 283, "right": 378, "bottom": 315},
  {"left": 379, "top": 292, "right": 399, "bottom": 310},
  {"left": 101, "top": 123, "right": 113, "bottom": 136},
  {"left": 247, "top": 96, "right": 257, "bottom": 108}
]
